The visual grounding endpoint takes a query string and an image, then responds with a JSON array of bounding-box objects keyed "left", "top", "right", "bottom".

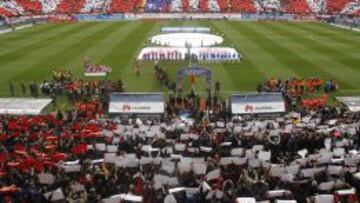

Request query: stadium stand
[
  {"left": 254, "top": 0, "right": 282, "bottom": 12},
  {"left": 39, "top": 0, "right": 61, "bottom": 13},
  {"left": 327, "top": 0, "right": 351, "bottom": 14},
  {"left": 188, "top": 0, "right": 199, "bottom": 12},
  {"left": 110, "top": 0, "right": 137, "bottom": 13},
  {"left": 170, "top": 0, "right": 182, "bottom": 12},
  {"left": 230, "top": 0, "right": 257, "bottom": 13},
  {"left": 81, "top": 0, "right": 112, "bottom": 13},
  {"left": 282, "top": 0, "right": 311, "bottom": 14},
  {"left": 0, "top": 0, "right": 360, "bottom": 16},
  {"left": 145, "top": 0, "right": 171, "bottom": 12},
  {"left": 0, "top": 7, "right": 14, "bottom": 16},
  {"left": 208, "top": 0, "right": 220, "bottom": 12},
  {"left": 0, "top": 0, "right": 23, "bottom": 16},
  {"left": 14, "top": 0, "right": 42, "bottom": 14},
  {"left": 145, "top": 0, "right": 155, "bottom": 11},
  {"left": 1, "top": 1, "right": 360, "bottom": 202},
  {"left": 199, "top": 0, "right": 208, "bottom": 12},
  {"left": 165, "top": 0, "right": 172, "bottom": 12},
  {"left": 55, "top": 0, "right": 86, "bottom": 14},
  {"left": 307, "top": 0, "right": 326, "bottom": 13},
  {"left": 0, "top": 72, "right": 359, "bottom": 203},
  {"left": 181, "top": 0, "right": 189, "bottom": 12},
  {"left": 341, "top": 0, "right": 360, "bottom": 15},
  {"left": 217, "top": 0, "right": 227, "bottom": 12}
]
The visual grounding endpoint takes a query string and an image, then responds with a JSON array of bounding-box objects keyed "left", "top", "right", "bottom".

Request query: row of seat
[
  {"left": 231, "top": 0, "right": 257, "bottom": 13},
  {"left": 56, "top": 0, "right": 86, "bottom": 14},
  {"left": 110, "top": 0, "right": 140, "bottom": 13},
  {"left": 283, "top": 0, "right": 311, "bottom": 14},
  {"left": 0, "top": 0, "right": 23, "bottom": 16},
  {"left": 341, "top": 1, "right": 360, "bottom": 15},
  {"left": 0, "top": 0, "right": 359, "bottom": 17},
  {"left": 0, "top": 7, "right": 15, "bottom": 17},
  {"left": 15, "top": 0, "right": 42, "bottom": 14}
]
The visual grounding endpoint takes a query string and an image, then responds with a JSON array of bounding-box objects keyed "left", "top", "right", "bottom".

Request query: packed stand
[
  {"left": 110, "top": 0, "right": 138, "bottom": 13},
  {"left": 0, "top": 91, "right": 360, "bottom": 202},
  {"left": 55, "top": 0, "right": 86, "bottom": 14},
  {"left": 208, "top": 0, "right": 220, "bottom": 12},
  {"left": 170, "top": 0, "right": 182, "bottom": 12},
  {"left": 39, "top": 0, "right": 61, "bottom": 14},
  {"left": 0, "top": 0, "right": 23, "bottom": 17},
  {"left": 341, "top": 1, "right": 360, "bottom": 15},
  {"left": 217, "top": 0, "right": 226, "bottom": 12},
  {"left": 1, "top": 67, "right": 360, "bottom": 203},
  {"left": 0, "top": 7, "right": 14, "bottom": 16},
  {"left": 81, "top": 0, "right": 112, "bottom": 13},
  {"left": 326, "top": 0, "right": 350, "bottom": 14},
  {"left": 230, "top": 0, "right": 257, "bottom": 13},
  {"left": 282, "top": 0, "right": 311, "bottom": 14},
  {"left": 14, "top": 0, "right": 42, "bottom": 14},
  {"left": 181, "top": 0, "right": 190, "bottom": 12},
  {"left": 253, "top": 0, "right": 282, "bottom": 13},
  {"left": 258, "top": 77, "right": 339, "bottom": 110},
  {"left": 0, "top": 0, "right": 360, "bottom": 15}
]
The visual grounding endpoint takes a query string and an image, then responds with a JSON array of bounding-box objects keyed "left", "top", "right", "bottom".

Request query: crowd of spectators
[
  {"left": 1, "top": 71, "right": 360, "bottom": 203},
  {"left": 8, "top": 69, "right": 124, "bottom": 109},
  {"left": 1, "top": 0, "right": 360, "bottom": 17},
  {"left": 0, "top": 91, "right": 360, "bottom": 202},
  {"left": 258, "top": 77, "right": 338, "bottom": 111}
]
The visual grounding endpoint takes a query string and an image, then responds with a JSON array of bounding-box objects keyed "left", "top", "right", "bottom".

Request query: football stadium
[{"left": 0, "top": 0, "right": 360, "bottom": 203}]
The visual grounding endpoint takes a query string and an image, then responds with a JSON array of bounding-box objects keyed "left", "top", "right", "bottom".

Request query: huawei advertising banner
[
  {"left": 231, "top": 93, "right": 286, "bottom": 114},
  {"left": 109, "top": 93, "right": 164, "bottom": 114}
]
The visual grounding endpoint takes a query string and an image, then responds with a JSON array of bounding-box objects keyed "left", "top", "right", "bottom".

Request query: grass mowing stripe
[
  {"left": 0, "top": 22, "right": 107, "bottom": 92},
  {"left": 309, "top": 22, "right": 360, "bottom": 39},
  {"left": 0, "top": 24, "right": 65, "bottom": 50},
  {"left": 265, "top": 22, "right": 357, "bottom": 89},
  {"left": 100, "top": 21, "right": 157, "bottom": 75},
  {"left": 245, "top": 22, "right": 356, "bottom": 88},
  {"left": 10, "top": 22, "right": 123, "bottom": 83},
  {"left": 227, "top": 21, "right": 302, "bottom": 78},
  {"left": 302, "top": 23, "right": 360, "bottom": 50},
  {"left": 192, "top": 20, "right": 239, "bottom": 91},
  {"left": 231, "top": 21, "right": 301, "bottom": 80},
  {"left": 214, "top": 21, "right": 268, "bottom": 90},
  {"left": 0, "top": 22, "right": 100, "bottom": 90},
  {"left": 62, "top": 22, "right": 133, "bottom": 77},
  {"left": 209, "top": 21, "right": 265, "bottom": 91},
  {"left": 290, "top": 22, "right": 360, "bottom": 52},
  {"left": 99, "top": 22, "right": 147, "bottom": 66},
  {"left": 117, "top": 22, "right": 163, "bottom": 91},
  {"left": 0, "top": 21, "right": 358, "bottom": 94},
  {"left": 0, "top": 24, "right": 79, "bottom": 55},
  {"left": 288, "top": 22, "right": 360, "bottom": 49},
  {"left": 0, "top": 24, "right": 76, "bottom": 55},
  {"left": 0, "top": 24, "right": 60, "bottom": 41},
  {"left": 0, "top": 23, "right": 96, "bottom": 67},
  {"left": 276, "top": 23, "right": 360, "bottom": 73}
]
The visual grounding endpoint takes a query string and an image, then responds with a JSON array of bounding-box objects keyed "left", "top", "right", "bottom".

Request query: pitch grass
[{"left": 0, "top": 20, "right": 359, "bottom": 97}]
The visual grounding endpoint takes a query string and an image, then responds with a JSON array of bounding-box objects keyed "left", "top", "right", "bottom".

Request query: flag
[
  {"left": 190, "top": 74, "right": 196, "bottom": 86},
  {"left": 200, "top": 98, "right": 206, "bottom": 112}
]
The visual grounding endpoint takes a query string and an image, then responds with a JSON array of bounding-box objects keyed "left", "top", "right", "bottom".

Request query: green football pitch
[{"left": 0, "top": 20, "right": 359, "bottom": 96}]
